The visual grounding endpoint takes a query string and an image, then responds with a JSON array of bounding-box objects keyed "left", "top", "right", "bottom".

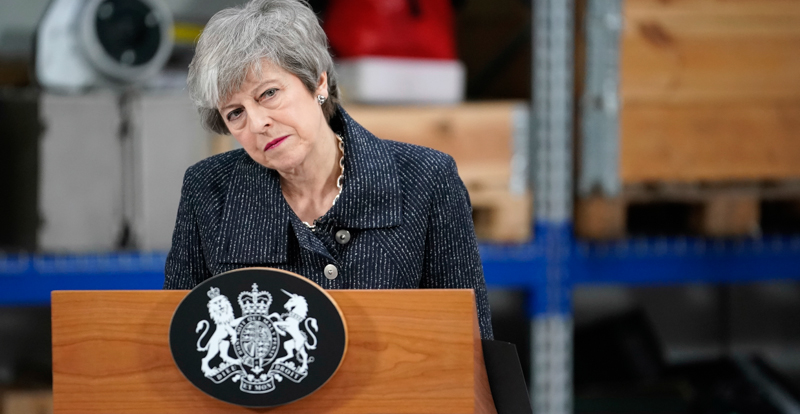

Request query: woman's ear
[{"left": 315, "top": 72, "right": 329, "bottom": 96}]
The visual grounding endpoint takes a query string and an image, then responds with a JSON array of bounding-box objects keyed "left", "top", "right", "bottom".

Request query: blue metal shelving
[
  {"left": 486, "top": 226, "right": 800, "bottom": 314},
  {"left": 4, "top": 226, "right": 800, "bottom": 307},
  {"left": 572, "top": 233, "right": 800, "bottom": 286},
  {"left": 0, "top": 252, "right": 166, "bottom": 305}
]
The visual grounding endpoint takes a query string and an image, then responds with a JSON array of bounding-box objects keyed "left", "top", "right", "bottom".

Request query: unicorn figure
[{"left": 271, "top": 290, "right": 318, "bottom": 372}]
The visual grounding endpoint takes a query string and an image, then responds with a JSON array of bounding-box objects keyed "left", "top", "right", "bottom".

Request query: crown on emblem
[
  {"left": 207, "top": 286, "right": 221, "bottom": 299},
  {"left": 238, "top": 283, "right": 272, "bottom": 316}
]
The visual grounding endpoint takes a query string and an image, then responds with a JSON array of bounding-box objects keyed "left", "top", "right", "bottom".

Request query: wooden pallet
[{"left": 575, "top": 181, "right": 800, "bottom": 239}]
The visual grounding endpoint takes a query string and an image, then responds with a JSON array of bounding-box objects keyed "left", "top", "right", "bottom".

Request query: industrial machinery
[{"left": 36, "top": 0, "right": 173, "bottom": 91}]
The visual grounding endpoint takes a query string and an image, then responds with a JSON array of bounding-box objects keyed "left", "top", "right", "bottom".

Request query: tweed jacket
[{"left": 164, "top": 106, "right": 493, "bottom": 339}]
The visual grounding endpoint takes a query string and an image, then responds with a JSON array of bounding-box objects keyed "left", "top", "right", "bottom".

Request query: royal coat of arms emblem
[
  {"left": 196, "top": 284, "right": 319, "bottom": 393},
  {"left": 170, "top": 268, "right": 347, "bottom": 408}
]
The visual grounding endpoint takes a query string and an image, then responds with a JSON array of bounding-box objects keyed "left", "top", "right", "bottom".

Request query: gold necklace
[{"left": 303, "top": 133, "right": 344, "bottom": 230}]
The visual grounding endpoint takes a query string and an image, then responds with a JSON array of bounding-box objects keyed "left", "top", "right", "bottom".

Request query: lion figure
[{"left": 196, "top": 293, "right": 245, "bottom": 377}]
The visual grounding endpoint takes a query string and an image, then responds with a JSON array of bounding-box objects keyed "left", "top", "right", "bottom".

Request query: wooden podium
[{"left": 52, "top": 289, "right": 497, "bottom": 414}]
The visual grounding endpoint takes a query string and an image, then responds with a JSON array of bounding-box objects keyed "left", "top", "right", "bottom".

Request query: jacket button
[
  {"left": 324, "top": 264, "right": 338, "bottom": 280},
  {"left": 335, "top": 229, "right": 351, "bottom": 245}
]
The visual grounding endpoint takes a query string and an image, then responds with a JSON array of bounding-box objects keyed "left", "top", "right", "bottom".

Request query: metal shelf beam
[{"left": 3, "top": 233, "right": 800, "bottom": 303}]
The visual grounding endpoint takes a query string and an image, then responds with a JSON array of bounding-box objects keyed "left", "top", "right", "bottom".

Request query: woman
[{"left": 164, "top": 0, "right": 493, "bottom": 339}]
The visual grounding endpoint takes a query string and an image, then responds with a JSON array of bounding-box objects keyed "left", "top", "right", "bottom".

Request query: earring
[{"left": 317, "top": 95, "right": 326, "bottom": 105}]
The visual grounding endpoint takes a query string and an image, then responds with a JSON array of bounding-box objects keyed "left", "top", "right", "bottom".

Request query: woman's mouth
[{"left": 264, "top": 135, "right": 289, "bottom": 151}]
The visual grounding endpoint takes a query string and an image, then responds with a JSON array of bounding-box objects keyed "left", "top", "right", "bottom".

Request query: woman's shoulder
[
  {"left": 182, "top": 148, "right": 247, "bottom": 191},
  {"left": 383, "top": 140, "right": 459, "bottom": 180},
  {"left": 186, "top": 148, "right": 245, "bottom": 175},
  {"left": 384, "top": 140, "right": 456, "bottom": 168}
]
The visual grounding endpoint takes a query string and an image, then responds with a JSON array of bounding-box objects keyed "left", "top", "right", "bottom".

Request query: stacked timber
[
  {"left": 576, "top": 0, "right": 800, "bottom": 239},
  {"left": 346, "top": 102, "right": 532, "bottom": 242}
]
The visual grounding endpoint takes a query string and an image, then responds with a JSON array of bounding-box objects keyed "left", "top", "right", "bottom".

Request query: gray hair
[{"left": 187, "top": 0, "right": 339, "bottom": 134}]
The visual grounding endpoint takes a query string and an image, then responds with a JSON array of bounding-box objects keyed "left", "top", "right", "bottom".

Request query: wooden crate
[
  {"left": 620, "top": 0, "right": 800, "bottom": 184},
  {"left": 346, "top": 102, "right": 532, "bottom": 242},
  {"left": 577, "top": 0, "right": 800, "bottom": 238}
]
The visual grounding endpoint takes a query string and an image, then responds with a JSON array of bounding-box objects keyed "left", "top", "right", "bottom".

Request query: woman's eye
[
  {"left": 260, "top": 88, "right": 278, "bottom": 99},
  {"left": 226, "top": 109, "right": 243, "bottom": 122}
]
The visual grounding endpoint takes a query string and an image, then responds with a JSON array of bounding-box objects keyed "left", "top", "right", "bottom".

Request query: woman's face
[{"left": 218, "top": 60, "right": 329, "bottom": 173}]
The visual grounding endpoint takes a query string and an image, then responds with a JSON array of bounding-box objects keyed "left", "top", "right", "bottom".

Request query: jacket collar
[{"left": 216, "top": 106, "right": 402, "bottom": 264}]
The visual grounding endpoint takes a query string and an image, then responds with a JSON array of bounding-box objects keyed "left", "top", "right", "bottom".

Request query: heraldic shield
[{"left": 169, "top": 268, "right": 348, "bottom": 408}]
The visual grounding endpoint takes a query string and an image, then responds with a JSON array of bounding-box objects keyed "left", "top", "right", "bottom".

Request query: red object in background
[{"left": 323, "top": 0, "right": 457, "bottom": 59}]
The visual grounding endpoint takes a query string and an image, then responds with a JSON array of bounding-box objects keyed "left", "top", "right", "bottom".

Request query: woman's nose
[{"left": 248, "top": 105, "right": 272, "bottom": 133}]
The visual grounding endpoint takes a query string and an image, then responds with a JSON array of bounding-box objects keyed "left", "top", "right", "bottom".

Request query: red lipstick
[{"left": 264, "top": 135, "right": 289, "bottom": 151}]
